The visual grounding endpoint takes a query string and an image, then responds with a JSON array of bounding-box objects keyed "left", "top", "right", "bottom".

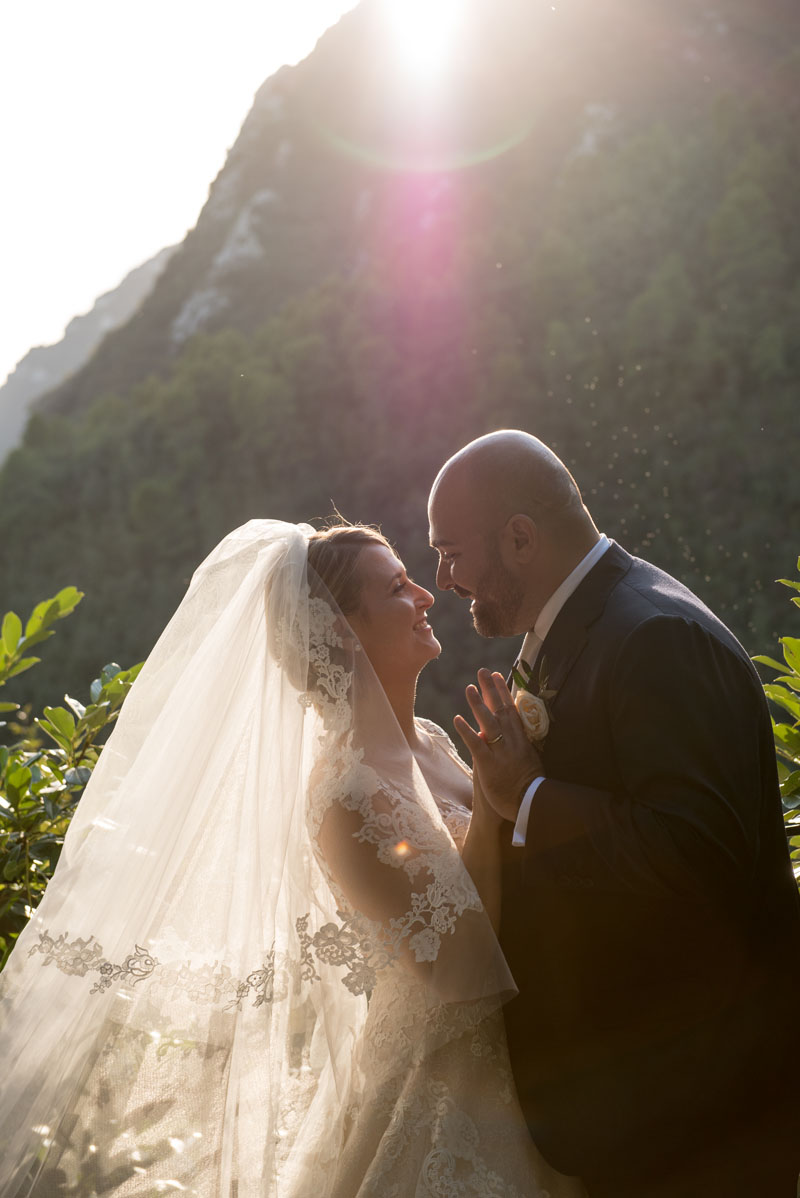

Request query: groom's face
[{"left": 429, "top": 506, "right": 525, "bottom": 638}]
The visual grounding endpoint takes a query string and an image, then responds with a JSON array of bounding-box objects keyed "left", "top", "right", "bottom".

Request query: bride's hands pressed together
[{"left": 454, "top": 669, "right": 544, "bottom": 824}]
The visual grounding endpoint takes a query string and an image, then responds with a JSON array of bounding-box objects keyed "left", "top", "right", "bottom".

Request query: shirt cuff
[{"left": 512, "top": 776, "right": 546, "bottom": 847}]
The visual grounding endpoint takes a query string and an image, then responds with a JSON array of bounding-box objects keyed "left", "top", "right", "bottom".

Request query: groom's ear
[{"left": 506, "top": 514, "right": 538, "bottom": 561}]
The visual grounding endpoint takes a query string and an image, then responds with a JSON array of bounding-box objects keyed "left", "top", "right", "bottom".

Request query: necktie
[{"left": 511, "top": 630, "right": 541, "bottom": 695}]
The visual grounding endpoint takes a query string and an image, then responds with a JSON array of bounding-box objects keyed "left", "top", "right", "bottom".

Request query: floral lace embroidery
[
  {"left": 27, "top": 909, "right": 397, "bottom": 1005},
  {"left": 304, "top": 596, "right": 352, "bottom": 731},
  {"left": 302, "top": 671, "right": 482, "bottom": 975},
  {"left": 296, "top": 912, "right": 319, "bottom": 983},
  {"left": 307, "top": 910, "right": 396, "bottom": 995},
  {"left": 238, "top": 949, "right": 276, "bottom": 1007},
  {"left": 422, "top": 1085, "right": 530, "bottom": 1198},
  {"left": 29, "top": 932, "right": 158, "bottom": 995},
  {"left": 342, "top": 1075, "right": 541, "bottom": 1198}
]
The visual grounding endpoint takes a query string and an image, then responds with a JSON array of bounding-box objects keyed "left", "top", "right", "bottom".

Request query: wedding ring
[{"left": 486, "top": 733, "right": 504, "bottom": 745}]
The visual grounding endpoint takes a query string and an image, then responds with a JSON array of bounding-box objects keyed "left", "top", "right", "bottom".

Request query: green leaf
[
  {"left": 42, "top": 707, "right": 76, "bottom": 741},
  {"left": 46, "top": 760, "right": 66, "bottom": 784},
  {"left": 101, "top": 678, "right": 126, "bottom": 701},
  {"left": 764, "top": 684, "right": 800, "bottom": 721},
  {"left": 54, "top": 587, "right": 83, "bottom": 615},
  {"left": 780, "top": 637, "right": 800, "bottom": 677},
  {"left": 6, "top": 656, "right": 40, "bottom": 679},
  {"left": 3, "top": 852, "right": 23, "bottom": 882},
  {"left": 29, "top": 839, "right": 63, "bottom": 866},
  {"left": 42, "top": 795, "right": 60, "bottom": 820},
  {"left": 780, "top": 771, "right": 800, "bottom": 800},
  {"left": 0, "top": 701, "right": 19, "bottom": 713},
  {"left": 5, "top": 765, "right": 32, "bottom": 807},
  {"left": 18, "top": 628, "right": 55, "bottom": 652},
  {"left": 773, "top": 674, "right": 800, "bottom": 694},
  {"left": 753, "top": 655, "right": 785, "bottom": 671},
  {"left": 2, "top": 611, "right": 22, "bottom": 656},
  {"left": 7, "top": 766, "right": 32, "bottom": 790},
  {"left": 80, "top": 706, "right": 110, "bottom": 732},
  {"left": 778, "top": 578, "right": 800, "bottom": 593},
  {"left": 774, "top": 722, "right": 800, "bottom": 760},
  {"left": 24, "top": 598, "right": 60, "bottom": 639},
  {"left": 0, "top": 894, "right": 23, "bottom": 922},
  {"left": 100, "top": 662, "right": 122, "bottom": 685},
  {"left": 64, "top": 767, "right": 92, "bottom": 788},
  {"left": 511, "top": 666, "right": 529, "bottom": 692},
  {"left": 36, "top": 726, "right": 71, "bottom": 753},
  {"left": 64, "top": 694, "right": 86, "bottom": 720}
]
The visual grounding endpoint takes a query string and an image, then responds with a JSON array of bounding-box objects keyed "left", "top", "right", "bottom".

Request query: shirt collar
[{"left": 532, "top": 534, "right": 611, "bottom": 644}]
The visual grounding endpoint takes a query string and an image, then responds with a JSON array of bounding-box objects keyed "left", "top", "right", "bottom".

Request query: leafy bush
[
  {"left": 0, "top": 590, "right": 141, "bottom": 967},
  {"left": 753, "top": 557, "right": 800, "bottom": 886}
]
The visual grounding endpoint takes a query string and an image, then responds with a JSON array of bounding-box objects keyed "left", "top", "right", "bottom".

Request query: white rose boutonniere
[
  {"left": 512, "top": 656, "right": 557, "bottom": 747},
  {"left": 515, "top": 690, "right": 550, "bottom": 743}
]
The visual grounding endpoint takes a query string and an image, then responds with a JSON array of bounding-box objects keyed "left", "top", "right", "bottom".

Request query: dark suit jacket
[{"left": 500, "top": 542, "right": 800, "bottom": 1185}]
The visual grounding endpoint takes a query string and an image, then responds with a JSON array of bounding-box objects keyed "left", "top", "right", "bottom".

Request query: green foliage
[
  {"left": 754, "top": 558, "right": 800, "bottom": 886},
  {"left": 0, "top": 592, "right": 141, "bottom": 968}
]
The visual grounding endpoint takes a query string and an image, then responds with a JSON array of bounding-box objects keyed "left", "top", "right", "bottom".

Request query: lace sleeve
[{"left": 310, "top": 747, "right": 483, "bottom": 984}]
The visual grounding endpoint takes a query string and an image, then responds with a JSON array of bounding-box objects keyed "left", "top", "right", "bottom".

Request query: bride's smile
[{"left": 345, "top": 543, "right": 441, "bottom": 680}]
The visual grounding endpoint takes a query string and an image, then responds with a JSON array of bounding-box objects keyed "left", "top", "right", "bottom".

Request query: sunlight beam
[{"left": 381, "top": 0, "right": 463, "bottom": 88}]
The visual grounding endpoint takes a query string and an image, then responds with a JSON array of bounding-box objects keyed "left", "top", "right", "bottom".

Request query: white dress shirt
[{"left": 511, "top": 535, "right": 611, "bottom": 847}]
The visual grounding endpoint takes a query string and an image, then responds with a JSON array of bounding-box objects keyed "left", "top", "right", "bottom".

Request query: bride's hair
[{"left": 307, "top": 522, "right": 392, "bottom": 614}]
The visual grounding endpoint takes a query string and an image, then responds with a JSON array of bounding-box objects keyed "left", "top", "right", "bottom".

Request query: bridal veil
[{"left": 0, "top": 520, "right": 514, "bottom": 1196}]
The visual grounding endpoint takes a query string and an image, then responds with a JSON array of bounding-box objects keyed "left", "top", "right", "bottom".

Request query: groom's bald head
[
  {"left": 428, "top": 431, "right": 599, "bottom": 636},
  {"left": 429, "top": 430, "right": 586, "bottom": 533}
]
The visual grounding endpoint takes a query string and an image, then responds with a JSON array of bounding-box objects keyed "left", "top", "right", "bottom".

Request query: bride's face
[{"left": 346, "top": 545, "right": 440, "bottom": 681}]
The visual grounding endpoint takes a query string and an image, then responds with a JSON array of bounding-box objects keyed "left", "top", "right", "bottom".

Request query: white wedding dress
[
  {"left": 0, "top": 523, "right": 583, "bottom": 1198},
  {"left": 319, "top": 719, "right": 584, "bottom": 1198}
]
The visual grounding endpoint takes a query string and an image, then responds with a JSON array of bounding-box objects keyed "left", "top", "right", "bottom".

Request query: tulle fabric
[{"left": 0, "top": 520, "right": 514, "bottom": 1196}]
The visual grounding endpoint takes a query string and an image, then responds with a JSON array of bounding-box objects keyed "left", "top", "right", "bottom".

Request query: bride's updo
[{"left": 307, "top": 523, "right": 392, "bottom": 615}]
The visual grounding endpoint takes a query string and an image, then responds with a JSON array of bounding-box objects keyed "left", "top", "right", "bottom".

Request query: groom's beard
[{"left": 471, "top": 555, "right": 525, "bottom": 638}]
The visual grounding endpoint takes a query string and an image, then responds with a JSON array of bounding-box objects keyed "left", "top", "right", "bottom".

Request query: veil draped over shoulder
[{"left": 0, "top": 520, "right": 514, "bottom": 1197}]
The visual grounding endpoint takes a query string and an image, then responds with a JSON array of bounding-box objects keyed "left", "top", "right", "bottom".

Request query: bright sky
[{"left": 0, "top": 1, "right": 356, "bottom": 387}]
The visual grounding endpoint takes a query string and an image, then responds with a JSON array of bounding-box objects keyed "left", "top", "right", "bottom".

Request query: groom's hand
[{"left": 454, "top": 670, "right": 543, "bottom": 823}]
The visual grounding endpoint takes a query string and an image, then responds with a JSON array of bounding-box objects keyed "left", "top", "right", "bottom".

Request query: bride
[{"left": 0, "top": 520, "right": 583, "bottom": 1197}]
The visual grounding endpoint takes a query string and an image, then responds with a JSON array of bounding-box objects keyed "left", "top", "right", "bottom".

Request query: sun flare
[{"left": 381, "top": 0, "right": 463, "bottom": 86}]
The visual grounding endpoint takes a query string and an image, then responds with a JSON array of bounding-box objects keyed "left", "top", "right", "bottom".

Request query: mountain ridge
[
  {"left": 0, "top": 246, "right": 176, "bottom": 462},
  {"left": 33, "top": 0, "right": 794, "bottom": 424}
]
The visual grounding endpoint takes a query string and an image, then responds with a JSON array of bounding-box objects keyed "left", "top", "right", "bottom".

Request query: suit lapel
[{"left": 537, "top": 542, "right": 633, "bottom": 701}]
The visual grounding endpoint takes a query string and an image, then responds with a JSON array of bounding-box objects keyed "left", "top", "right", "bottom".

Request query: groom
[{"left": 428, "top": 430, "right": 800, "bottom": 1198}]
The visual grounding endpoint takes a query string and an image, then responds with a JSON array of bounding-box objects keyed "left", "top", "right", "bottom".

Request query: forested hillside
[{"left": 1, "top": 0, "right": 797, "bottom": 726}]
